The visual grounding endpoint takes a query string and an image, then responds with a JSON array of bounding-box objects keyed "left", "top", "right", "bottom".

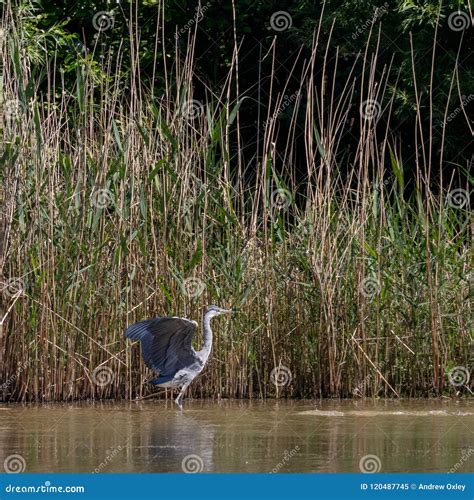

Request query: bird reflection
[{"left": 130, "top": 406, "right": 215, "bottom": 472}]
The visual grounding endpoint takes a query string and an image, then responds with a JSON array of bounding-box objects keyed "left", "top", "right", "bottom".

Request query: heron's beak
[{"left": 221, "top": 308, "right": 233, "bottom": 314}]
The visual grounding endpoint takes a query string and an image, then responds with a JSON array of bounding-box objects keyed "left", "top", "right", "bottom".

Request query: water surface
[{"left": 1, "top": 399, "right": 473, "bottom": 473}]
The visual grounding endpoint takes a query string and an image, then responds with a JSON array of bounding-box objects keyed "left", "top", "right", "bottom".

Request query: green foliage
[
  {"left": 1, "top": 0, "right": 471, "bottom": 401},
  {"left": 5, "top": 0, "right": 472, "bottom": 174}
]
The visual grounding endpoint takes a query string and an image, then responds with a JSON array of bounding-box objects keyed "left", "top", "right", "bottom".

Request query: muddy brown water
[{"left": 1, "top": 399, "right": 473, "bottom": 473}]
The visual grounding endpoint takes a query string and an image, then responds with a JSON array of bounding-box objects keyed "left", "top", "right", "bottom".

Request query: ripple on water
[{"left": 298, "top": 409, "right": 474, "bottom": 417}]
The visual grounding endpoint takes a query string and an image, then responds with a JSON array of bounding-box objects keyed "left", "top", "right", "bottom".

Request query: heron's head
[{"left": 205, "top": 304, "right": 233, "bottom": 319}]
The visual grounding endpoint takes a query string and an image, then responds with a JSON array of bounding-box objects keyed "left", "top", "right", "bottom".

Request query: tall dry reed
[{"left": 0, "top": 2, "right": 471, "bottom": 401}]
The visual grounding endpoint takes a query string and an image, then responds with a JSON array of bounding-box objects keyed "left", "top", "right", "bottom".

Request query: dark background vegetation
[{"left": 15, "top": 0, "right": 474, "bottom": 187}]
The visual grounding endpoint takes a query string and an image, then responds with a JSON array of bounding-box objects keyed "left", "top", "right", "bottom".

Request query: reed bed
[{"left": 0, "top": 3, "right": 472, "bottom": 401}]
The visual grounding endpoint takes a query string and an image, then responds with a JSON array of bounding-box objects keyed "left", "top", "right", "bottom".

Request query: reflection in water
[
  {"left": 138, "top": 410, "right": 215, "bottom": 472},
  {"left": 0, "top": 400, "right": 472, "bottom": 473}
]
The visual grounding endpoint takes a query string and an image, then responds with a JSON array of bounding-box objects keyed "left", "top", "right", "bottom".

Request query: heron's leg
[{"left": 174, "top": 383, "right": 190, "bottom": 409}]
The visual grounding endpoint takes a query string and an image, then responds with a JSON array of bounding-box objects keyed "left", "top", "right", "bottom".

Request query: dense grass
[{"left": 0, "top": 3, "right": 472, "bottom": 401}]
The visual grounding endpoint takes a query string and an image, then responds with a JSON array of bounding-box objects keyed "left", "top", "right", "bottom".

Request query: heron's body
[
  {"left": 124, "top": 305, "right": 231, "bottom": 408},
  {"left": 152, "top": 362, "right": 203, "bottom": 388}
]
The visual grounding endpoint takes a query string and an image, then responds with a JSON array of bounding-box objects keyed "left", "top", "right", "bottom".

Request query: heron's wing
[{"left": 124, "top": 317, "right": 198, "bottom": 376}]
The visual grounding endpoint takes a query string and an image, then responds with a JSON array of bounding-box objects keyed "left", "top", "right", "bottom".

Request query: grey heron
[{"left": 124, "top": 305, "right": 232, "bottom": 408}]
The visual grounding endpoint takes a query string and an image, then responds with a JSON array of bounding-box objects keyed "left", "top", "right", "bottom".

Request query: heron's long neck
[{"left": 197, "top": 313, "right": 213, "bottom": 362}]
